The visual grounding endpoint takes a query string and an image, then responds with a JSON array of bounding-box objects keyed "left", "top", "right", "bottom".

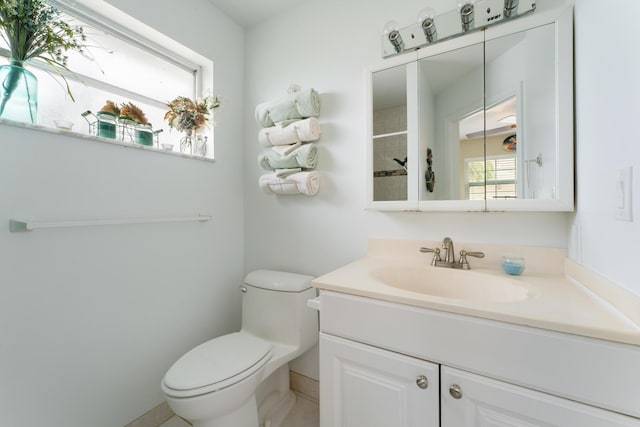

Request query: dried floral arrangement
[
  {"left": 120, "top": 102, "right": 148, "bottom": 125},
  {"left": 165, "top": 95, "right": 221, "bottom": 135},
  {"left": 99, "top": 100, "right": 148, "bottom": 125},
  {"left": 100, "top": 100, "right": 120, "bottom": 116}
]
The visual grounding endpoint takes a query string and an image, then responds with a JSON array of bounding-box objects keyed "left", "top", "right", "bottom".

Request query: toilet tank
[{"left": 241, "top": 270, "right": 318, "bottom": 353}]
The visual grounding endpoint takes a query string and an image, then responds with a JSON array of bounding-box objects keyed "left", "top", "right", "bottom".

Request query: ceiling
[{"left": 206, "top": 0, "right": 309, "bottom": 27}]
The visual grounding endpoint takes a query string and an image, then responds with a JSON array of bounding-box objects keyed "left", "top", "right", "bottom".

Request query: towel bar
[{"left": 9, "top": 214, "right": 212, "bottom": 232}]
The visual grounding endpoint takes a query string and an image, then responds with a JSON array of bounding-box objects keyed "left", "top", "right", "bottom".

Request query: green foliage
[{"left": 0, "top": 0, "right": 87, "bottom": 99}]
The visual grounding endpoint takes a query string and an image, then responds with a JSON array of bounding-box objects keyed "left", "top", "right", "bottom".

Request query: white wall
[
  {"left": 571, "top": 0, "right": 640, "bottom": 296},
  {"left": 243, "top": 0, "right": 571, "bottom": 379},
  {"left": 8, "top": 0, "right": 634, "bottom": 423},
  {"left": 0, "top": 1, "right": 245, "bottom": 426}
]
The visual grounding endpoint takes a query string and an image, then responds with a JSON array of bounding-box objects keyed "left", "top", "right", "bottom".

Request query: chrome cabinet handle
[
  {"left": 449, "top": 384, "right": 463, "bottom": 399},
  {"left": 416, "top": 375, "right": 429, "bottom": 389},
  {"left": 240, "top": 285, "right": 247, "bottom": 293}
]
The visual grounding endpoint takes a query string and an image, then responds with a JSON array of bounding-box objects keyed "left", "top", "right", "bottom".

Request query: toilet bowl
[{"left": 161, "top": 270, "right": 318, "bottom": 427}]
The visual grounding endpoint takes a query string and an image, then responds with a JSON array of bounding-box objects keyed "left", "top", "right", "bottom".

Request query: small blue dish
[{"left": 502, "top": 256, "right": 525, "bottom": 276}]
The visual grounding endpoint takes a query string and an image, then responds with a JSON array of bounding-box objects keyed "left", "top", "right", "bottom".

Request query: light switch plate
[{"left": 615, "top": 166, "right": 633, "bottom": 222}]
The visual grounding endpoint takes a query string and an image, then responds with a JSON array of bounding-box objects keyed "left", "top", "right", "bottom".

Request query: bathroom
[{"left": 0, "top": 0, "right": 638, "bottom": 426}]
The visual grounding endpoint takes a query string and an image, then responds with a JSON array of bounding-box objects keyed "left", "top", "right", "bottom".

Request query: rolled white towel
[
  {"left": 255, "top": 88, "right": 321, "bottom": 127},
  {"left": 258, "top": 171, "right": 321, "bottom": 196},
  {"left": 271, "top": 142, "right": 301, "bottom": 156},
  {"left": 258, "top": 117, "right": 321, "bottom": 147},
  {"left": 258, "top": 143, "right": 318, "bottom": 170}
]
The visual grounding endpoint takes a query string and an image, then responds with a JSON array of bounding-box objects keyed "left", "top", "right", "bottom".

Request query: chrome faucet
[{"left": 420, "top": 237, "right": 485, "bottom": 270}]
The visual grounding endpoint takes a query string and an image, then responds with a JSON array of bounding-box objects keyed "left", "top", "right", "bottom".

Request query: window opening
[{"left": 0, "top": 0, "right": 213, "bottom": 155}]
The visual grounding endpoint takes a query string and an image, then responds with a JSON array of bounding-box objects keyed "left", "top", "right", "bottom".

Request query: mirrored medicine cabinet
[{"left": 366, "top": 7, "right": 574, "bottom": 212}]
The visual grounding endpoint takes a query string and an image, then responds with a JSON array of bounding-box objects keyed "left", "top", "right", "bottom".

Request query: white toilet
[{"left": 161, "top": 270, "right": 318, "bottom": 427}]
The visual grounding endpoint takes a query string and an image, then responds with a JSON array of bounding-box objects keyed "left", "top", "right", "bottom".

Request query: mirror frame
[
  {"left": 366, "top": 7, "right": 574, "bottom": 212},
  {"left": 366, "top": 52, "right": 419, "bottom": 211}
]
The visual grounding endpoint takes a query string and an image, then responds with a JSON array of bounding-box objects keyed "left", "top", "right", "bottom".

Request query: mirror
[
  {"left": 417, "top": 41, "right": 484, "bottom": 202},
  {"left": 368, "top": 8, "right": 574, "bottom": 211},
  {"left": 484, "top": 23, "right": 557, "bottom": 203},
  {"left": 372, "top": 64, "right": 408, "bottom": 202}
]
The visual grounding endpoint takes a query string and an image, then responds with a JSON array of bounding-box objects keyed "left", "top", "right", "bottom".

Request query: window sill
[{"left": 0, "top": 118, "right": 215, "bottom": 163}]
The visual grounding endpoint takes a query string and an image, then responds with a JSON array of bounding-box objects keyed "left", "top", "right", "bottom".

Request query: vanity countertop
[{"left": 312, "top": 239, "right": 640, "bottom": 346}]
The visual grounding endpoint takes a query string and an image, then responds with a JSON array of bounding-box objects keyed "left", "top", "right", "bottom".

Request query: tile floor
[{"left": 158, "top": 395, "right": 319, "bottom": 427}]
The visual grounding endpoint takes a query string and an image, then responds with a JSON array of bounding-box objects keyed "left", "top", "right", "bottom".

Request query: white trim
[{"left": 49, "top": 0, "right": 199, "bottom": 74}]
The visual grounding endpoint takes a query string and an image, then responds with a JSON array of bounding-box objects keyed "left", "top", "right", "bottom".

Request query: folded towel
[
  {"left": 259, "top": 172, "right": 321, "bottom": 196},
  {"left": 259, "top": 117, "right": 321, "bottom": 146},
  {"left": 258, "top": 143, "right": 318, "bottom": 170},
  {"left": 271, "top": 142, "right": 301, "bottom": 156},
  {"left": 255, "top": 88, "right": 321, "bottom": 127}
]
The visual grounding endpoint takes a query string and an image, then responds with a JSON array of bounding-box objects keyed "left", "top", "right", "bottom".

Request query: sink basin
[{"left": 371, "top": 266, "right": 531, "bottom": 303}]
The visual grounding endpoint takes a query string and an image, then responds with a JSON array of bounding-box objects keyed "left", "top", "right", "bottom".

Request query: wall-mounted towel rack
[{"left": 9, "top": 214, "right": 212, "bottom": 232}]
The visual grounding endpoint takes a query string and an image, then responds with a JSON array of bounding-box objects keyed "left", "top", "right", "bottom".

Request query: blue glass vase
[{"left": 0, "top": 62, "right": 38, "bottom": 124}]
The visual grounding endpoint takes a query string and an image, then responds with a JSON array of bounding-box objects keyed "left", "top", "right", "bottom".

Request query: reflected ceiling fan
[{"left": 465, "top": 123, "right": 516, "bottom": 139}]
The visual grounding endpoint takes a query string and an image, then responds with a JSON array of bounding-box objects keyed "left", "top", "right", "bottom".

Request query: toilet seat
[{"left": 162, "top": 332, "right": 272, "bottom": 398}]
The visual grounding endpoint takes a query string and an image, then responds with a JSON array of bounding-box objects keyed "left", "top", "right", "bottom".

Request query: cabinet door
[
  {"left": 320, "top": 333, "right": 439, "bottom": 427},
  {"left": 441, "top": 366, "right": 640, "bottom": 427}
]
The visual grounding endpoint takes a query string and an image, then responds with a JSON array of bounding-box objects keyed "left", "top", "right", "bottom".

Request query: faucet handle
[
  {"left": 461, "top": 250, "right": 484, "bottom": 258},
  {"left": 420, "top": 247, "right": 442, "bottom": 266},
  {"left": 458, "top": 250, "right": 485, "bottom": 270}
]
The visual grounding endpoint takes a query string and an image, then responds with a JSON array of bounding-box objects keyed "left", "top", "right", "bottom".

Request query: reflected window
[{"left": 465, "top": 155, "right": 517, "bottom": 200}]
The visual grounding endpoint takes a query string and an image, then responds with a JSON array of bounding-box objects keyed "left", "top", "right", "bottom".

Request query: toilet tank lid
[{"left": 244, "top": 269, "right": 314, "bottom": 292}]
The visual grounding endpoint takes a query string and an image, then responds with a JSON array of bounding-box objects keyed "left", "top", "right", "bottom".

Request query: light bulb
[
  {"left": 417, "top": 7, "right": 438, "bottom": 43},
  {"left": 504, "top": 0, "right": 520, "bottom": 18},
  {"left": 383, "top": 20, "right": 404, "bottom": 53},
  {"left": 458, "top": 0, "right": 476, "bottom": 31},
  {"left": 383, "top": 20, "right": 400, "bottom": 37}
]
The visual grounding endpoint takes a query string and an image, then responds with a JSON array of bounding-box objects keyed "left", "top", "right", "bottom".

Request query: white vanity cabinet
[
  {"left": 317, "top": 290, "right": 640, "bottom": 427},
  {"left": 320, "top": 333, "right": 439, "bottom": 427},
  {"left": 441, "top": 366, "right": 640, "bottom": 427}
]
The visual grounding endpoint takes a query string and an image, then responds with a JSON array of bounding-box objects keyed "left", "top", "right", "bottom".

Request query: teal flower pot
[{"left": 0, "top": 63, "right": 38, "bottom": 124}]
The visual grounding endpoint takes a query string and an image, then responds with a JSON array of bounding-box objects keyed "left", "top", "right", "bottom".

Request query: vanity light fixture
[
  {"left": 459, "top": 1, "right": 476, "bottom": 32},
  {"left": 383, "top": 20, "right": 404, "bottom": 53},
  {"left": 381, "top": 0, "right": 536, "bottom": 58},
  {"left": 418, "top": 7, "right": 438, "bottom": 43},
  {"left": 504, "top": 0, "right": 520, "bottom": 18}
]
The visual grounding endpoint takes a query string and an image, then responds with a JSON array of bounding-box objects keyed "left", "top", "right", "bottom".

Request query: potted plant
[
  {"left": 165, "top": 95, "right": 221, "bottom": 154},
  {"left": 0, "top": 0, "right": 87, "bottom": 123}
]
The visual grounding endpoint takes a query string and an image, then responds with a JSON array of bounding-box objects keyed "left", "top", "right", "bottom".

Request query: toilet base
[
  {"left": 257, "top": 364, "right": 297, "bottom": 427},
  {"left": 191, "top": 396, "right": 258, "bottom": 427},
  {"left": 260, "top": 390, "right": 296, "bottom": 427}
]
